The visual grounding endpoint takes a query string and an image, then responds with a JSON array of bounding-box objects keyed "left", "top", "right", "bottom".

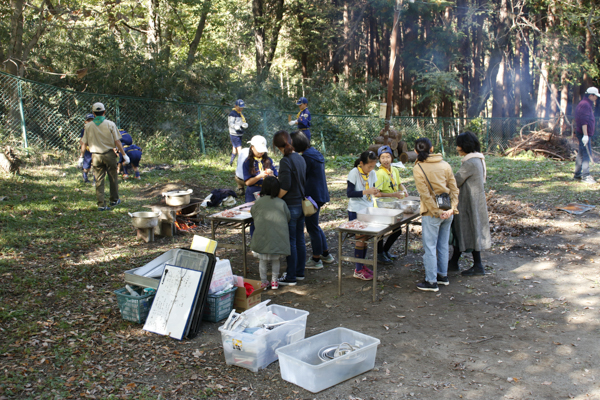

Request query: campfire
[{"left": 174, "top": 208, "right": 203, "bottom": 232}]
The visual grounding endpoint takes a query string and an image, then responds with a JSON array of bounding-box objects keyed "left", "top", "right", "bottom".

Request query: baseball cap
[
  {"left": 92, "top": 102, "right": 105, "bottom": 112},
  {"left": 585, "top": 87, "right": 600, "bottom": 97},
  {"left": 84, "top": 113, "right": 94, "bottom": 120},
  {"left": 296, "top": 97, "right": 308, "bottom": 105},
  {"left": 248, "top": 135, "right": 268, "bottom": 153},
  {"left": 235, "top": 99, "right": 246, "bottom": 108},
  {"left": 377, "top": 145, "right": 393, "bottom": 157}
]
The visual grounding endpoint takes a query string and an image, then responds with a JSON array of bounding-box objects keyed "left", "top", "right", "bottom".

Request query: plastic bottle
[{"left": 126, "top": 285, "right": 140, "bottom": 296}]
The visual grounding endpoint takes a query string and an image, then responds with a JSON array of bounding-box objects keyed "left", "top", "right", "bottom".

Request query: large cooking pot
[
  {"left": 128, "top": 211, "right": 161, "bottom": 229},
  {"left": 162, "top": 189, "right": 193, "bottom": 206}
]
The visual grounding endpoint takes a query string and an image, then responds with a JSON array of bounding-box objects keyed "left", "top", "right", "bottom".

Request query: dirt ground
[{"left": 122, "top": 188, "right": 600, "bottom": 400}]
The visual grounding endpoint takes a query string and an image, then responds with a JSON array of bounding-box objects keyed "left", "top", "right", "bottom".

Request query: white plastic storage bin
[
  {"left": 276, "top": 327, "right": 380, "bottom": 393},
  {"left": 218, "top": 304, "right": 309, "bottom": 372}
]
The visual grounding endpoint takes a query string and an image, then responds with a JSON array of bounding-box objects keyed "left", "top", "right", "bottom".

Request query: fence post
[
  {"left": 320, "top": 131, "right": 327, "bottom": 155},
  {"left": 17, "top": 80, "right": 28, "bottom": 148},
  {"left": 115, "top": 98, "right": 120, "bottom": 129},
  {"left": 198, "top": 105, "right": 206, "bottom": 154},
  {"left": 486, "top": 119, "right": 490, "bottom": 150},
  {"left": 262, "top": 111, "right": 268, "bottom": 138}
]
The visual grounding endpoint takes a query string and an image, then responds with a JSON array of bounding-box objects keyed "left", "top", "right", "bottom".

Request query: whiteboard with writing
[{"left": 143, "top": 264, "right": 203, "bottom": 340}]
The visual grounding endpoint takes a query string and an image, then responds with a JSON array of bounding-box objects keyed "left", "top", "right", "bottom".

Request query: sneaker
[
  {"left": 305, "top": 258, "right": 324, "bottom": 270},
  {"left": 363, "top": 266, "right": 373, "bottom": 274},
  {"left": 437, "top": 274, "right": 449, "bottom": 286},
  {"left": 260, "top": 281, "right": 270, "bottom": 290},
  {"left": 353, "top": 268, "right": 373, "bottom": 281},
  {"left": 448, "top": 260, "right": 460, "bottom": 271},
  {"left": 582, "top": 176, "right": 596, "bottom": 184},
  {"left": 573, "top": 176, "right": 582, "bottom": 181},
  {"left": 321, "top": 254, "right": 335, "bottom": 264},
  {"left": 384, "top": 251, "right": 397, "bottom": 260},
  {"left": 271, "top": 281, "right": 279, "bottom": 290},
  {"left": 378, "top": 253, "right": 393, "bottom": 265},
  {"left": 296, "top": 275, "right": 305, "bottom": 281},
  {"left": 417, "top": 281, "right": 439, "bottom": 292},
  {"left": 122, "top": 174, "right": 129, "bottom": 179},
  {"left": 278, "top": 274, "right": 297, "bottom": 286},
  {"left": 461, "top": 264, "right": 486, "bottom": 276},
  {"left": 110, "top": 199, "right": 121, "bottom": 207},
  {"left": 98, "top": 206, "right": 111, "bottom": 211}
]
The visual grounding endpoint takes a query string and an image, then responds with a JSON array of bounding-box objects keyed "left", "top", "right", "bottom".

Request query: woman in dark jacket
[
  {"left": 290, "top": 132, "right": 334, "bottom": 270},
  {"left": 273, "top": 131, "right": 307, "bottom": 286},
  {"left": 448, "top": 131, "right": 492, "bottom": 276}
]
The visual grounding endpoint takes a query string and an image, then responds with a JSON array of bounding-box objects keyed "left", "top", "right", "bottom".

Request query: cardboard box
[{"left": 234, "top": 278, "right": 263, "bottom": 312}]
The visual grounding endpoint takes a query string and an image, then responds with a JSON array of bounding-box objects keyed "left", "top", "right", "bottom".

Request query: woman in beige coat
[{"left": 413, "top": 138, "right": 459, "bottom": 292}]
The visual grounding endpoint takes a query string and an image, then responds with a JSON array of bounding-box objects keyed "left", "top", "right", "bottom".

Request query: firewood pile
[
  {"left": 368, "top": 127, "right": 410, "bottom": 163},
  {"left": 504, "top": 131, "right": 578, "bottom": 161},
  {"left": 0, "top": 146, "right": 23, "bottom": 174}
]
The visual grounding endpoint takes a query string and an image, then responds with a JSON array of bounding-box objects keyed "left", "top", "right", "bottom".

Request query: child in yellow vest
[{"left": 375, "top": 145, "right": 409, "bottom": 264}]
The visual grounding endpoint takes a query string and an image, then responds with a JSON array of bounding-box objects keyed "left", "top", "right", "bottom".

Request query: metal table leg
[
  {"left": 372, "top": 234, "right": 379, "bottom": 302},
  {"left": 241, "top": 221, "right": 248, "bottom": 278},
  {"left": 405, "top": 221, "right": 410, "bottom": 256},
  {"left": 338, "top": 230, "right": 343, "bottom": 296}
]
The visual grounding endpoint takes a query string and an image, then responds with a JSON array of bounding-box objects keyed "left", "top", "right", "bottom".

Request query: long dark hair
[
  {"left": 260, "top": 176, "right": 280, "bottom": 198},
  {"left": 414, "top": 138, "right": 432, "bottom": 162},
  {"left": 456, "top": 131, "right": 481, "bottom": 154},
  {"left": 273, "top": 130, "right": 295, "bottom": 157},
  {"left": 247, "top": 146, "right": 271, "bottom": 175},
  {"left": 353, "top": 150, "right": 377, "bottom": 168}
]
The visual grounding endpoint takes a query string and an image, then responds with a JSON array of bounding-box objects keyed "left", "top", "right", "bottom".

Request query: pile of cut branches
[{"left": 504, "top": 130, "right": 575, "bottom": 160}]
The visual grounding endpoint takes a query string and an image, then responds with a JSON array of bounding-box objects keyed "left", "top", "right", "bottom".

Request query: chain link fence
[{"left": 0, "top": 71, "right": 583, "bottom": 160}]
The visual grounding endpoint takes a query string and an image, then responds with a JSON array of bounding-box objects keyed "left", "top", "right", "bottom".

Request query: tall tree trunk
[
  {"left": 467, "top": 0, "right": 485, "bottom": 117},
  {"left": 252, "top": 0, "right": 285, "bottom": 82},
  {"left": 583, "top": 26, "right": 595, "bottom": 89},
  {"left": 456, "top": 0, "right": 469, "bottom": 119},
  {"left": 536, "top": 61, "right": 549, "bottom": 118},
  {"left": 560, "top": 70, "right": 569, "bottom": 134},
  {"left": 401, "top": 12, "right": 416, "bottom": 114},
  {"left": 7, "top": 0, "right": 25, "bottom": 76},
  {"left": 491, "top": 0, "right": 510, "bottom": 142},
  {"left": 379, "top": 16, "right": 389, "bottom": 89},
  {"left": 343, "top": 2, "right": 350, "bottom": 88},
  {"left": 520, "top": 28, "right": 535, "bottom": 118},
  {"left": 186, "top": 0, "right": 212, "bottom": 67},
  {"left": 513, "top": 32, "right": 522, "bottom": 117}
]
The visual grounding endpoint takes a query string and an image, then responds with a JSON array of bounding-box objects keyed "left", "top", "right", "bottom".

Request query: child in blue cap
[
  {"left": 117, "top": 130, "right": 143, "bottom": 179},
  {"left": 289, "top": 97, "right": 311, "bottom": 141},
  {"left": 375, "top": 145, "right": 409, "bottom": 264},
  {"left": 78, "top": 113, "right": 95, "bottom": 183}
]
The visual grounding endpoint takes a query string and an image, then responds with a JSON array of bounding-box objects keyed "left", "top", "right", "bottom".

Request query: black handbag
[{"left": 417, "top": 164, "right": 452, "bottom": 211}]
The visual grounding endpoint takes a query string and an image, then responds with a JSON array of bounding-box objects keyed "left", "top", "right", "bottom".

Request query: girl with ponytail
[
  {"left": 412, "top": 138, "right": 459, "bottom": 292},
  {"left": 346, "top": 150, "right": 381, "bottom": 281},
  {"left": 272, "top": 130, "right": 307, "bottom": 286}
]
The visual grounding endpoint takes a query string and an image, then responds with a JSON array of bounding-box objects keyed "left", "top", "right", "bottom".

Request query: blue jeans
[
  {"left": 305, "top": 205, "right": 328, "bottom": 256},
  {"left": 285, "top": 205, "right": 306, "bottom": 280},
  {"left": 421, "top": 215, "right": 453, "bottom": 283},
  {"left": 574, "top": 132, "right": 592, "bottom": 179}
]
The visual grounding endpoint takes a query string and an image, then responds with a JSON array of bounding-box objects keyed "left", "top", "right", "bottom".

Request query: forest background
[{"left": 2, "top": 0, "right": 600, "bottom": 143}]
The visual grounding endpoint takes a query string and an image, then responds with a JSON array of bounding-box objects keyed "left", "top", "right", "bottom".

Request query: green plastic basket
[
  {"left": 203, "top": 287, "right": 238, "bottom": 322},
  {"left": 114, "top": 287, "right": 155, "bottom": 324}
]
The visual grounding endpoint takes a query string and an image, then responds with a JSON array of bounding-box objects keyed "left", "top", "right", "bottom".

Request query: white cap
[
  {"left": 92, "top": 102, "right": 105, "bottom": 112},
  {"left": 248, "top": 135, "right": 268, "bottom": 153},
  {"left": 585, "top": 87, "right": 599, "bottom": 97}
]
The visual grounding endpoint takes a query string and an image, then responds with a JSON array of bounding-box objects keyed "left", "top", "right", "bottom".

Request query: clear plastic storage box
[
  {"left": 218, "top": 304, "right": 309, "bottom": 372},
  {"left": 276, "top": 327, "right": 380, "bottom": 393}
]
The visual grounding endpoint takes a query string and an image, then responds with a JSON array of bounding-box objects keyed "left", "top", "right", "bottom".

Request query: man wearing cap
[
  {"left": 573, "top": 87, "right": 599, "bottom": 184},
  {"left": 79, "top": 102, "right": 130, "bottom": 211},
  {"left": 228, "top": 99, "right": 249, "bottom": 166},
  {"left": 78, "top": 113, "right": 95, "bottom": 183},
  {"left": 289, "top": 97, "right": 312, "bottom": 141}
]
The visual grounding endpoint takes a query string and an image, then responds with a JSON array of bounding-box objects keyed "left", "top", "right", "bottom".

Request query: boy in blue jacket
[
  {"left": 78, "top": 114, "right": 95, "bottom": 183},
  {"left": 117, "top": 130, "right": 143, "bottom": 179}
]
